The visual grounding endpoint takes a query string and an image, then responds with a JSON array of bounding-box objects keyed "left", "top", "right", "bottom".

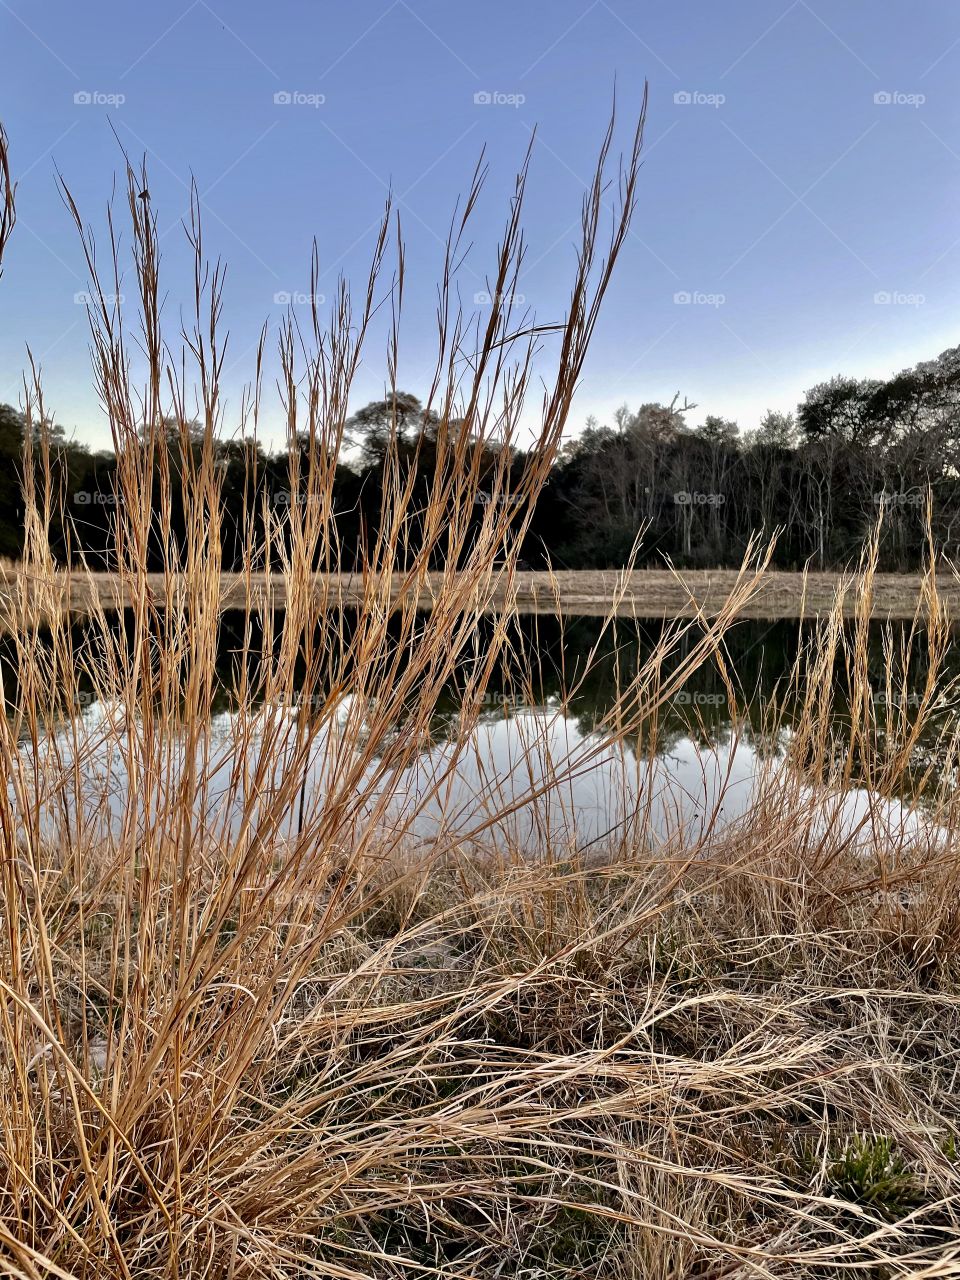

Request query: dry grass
[
  {"left": 5, "top": 568, "right": 959, "bottom": 627},
  {"left": 3, "top": 104, "right": 960, "bottom": 1279}
]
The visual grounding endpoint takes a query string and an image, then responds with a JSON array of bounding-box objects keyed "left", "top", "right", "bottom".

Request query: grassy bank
[
  {"left": 5, "top": 567, "right": 960, "bottom": 628},
  {"left": 3, "top": 112, "right": 960, "bottom": 1279}
]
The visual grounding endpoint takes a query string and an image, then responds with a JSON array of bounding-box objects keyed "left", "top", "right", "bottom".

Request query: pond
[{"left": 7, "top": 613, "right": 956, "bottom": 859}]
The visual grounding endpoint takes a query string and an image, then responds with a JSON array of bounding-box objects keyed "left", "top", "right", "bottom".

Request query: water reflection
[{"left": 7, "top": 612, "right": 955, "bottom": 856}]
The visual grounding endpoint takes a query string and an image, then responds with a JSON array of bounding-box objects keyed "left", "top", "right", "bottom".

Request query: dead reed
[{"left": 2, "top": 105, "right": 960, "bottom": 1279}]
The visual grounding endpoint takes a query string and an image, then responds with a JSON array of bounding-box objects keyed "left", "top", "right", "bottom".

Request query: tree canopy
[{"left": 3, "top": 340, "right": 959, "bottom": 572}]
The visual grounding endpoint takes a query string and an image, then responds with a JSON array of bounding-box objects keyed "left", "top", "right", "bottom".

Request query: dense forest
[{"left": 2, "top": 338, "right": 959, "bottom": 572}]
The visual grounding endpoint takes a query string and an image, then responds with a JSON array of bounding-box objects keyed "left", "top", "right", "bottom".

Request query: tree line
[{"left": 2, "top": 340, "right": 959, "bottom": 572}]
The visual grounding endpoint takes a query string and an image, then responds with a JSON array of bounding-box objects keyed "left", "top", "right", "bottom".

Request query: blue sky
[{"left": 1, "top": 0, "right": 959, "bottom": 450}]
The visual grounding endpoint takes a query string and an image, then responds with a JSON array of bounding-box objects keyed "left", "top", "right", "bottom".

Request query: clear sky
[{"left": 1, "top": 1, "right": 959, "bottom": 450}]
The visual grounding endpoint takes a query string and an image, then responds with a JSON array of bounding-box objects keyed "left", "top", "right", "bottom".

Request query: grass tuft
[{"left": 2, "top": 106, "right": 960, "bottom": 1278}]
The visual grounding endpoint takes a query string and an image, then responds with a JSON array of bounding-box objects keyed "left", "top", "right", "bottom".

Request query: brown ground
[{"left": 1, "top": 568, "right": 956, "bottom": 625}]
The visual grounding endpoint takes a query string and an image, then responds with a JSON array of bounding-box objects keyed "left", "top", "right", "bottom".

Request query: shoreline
[{"left": 1, "top": 567, "right": 956, "bottom": 625}]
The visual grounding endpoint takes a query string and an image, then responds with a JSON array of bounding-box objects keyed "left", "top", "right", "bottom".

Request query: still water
[{"left": 9, "top": 614, "right": 956, "bottom": 858}]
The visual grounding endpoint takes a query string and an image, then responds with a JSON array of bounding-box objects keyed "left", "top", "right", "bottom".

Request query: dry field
[{"left": 7, "top": 111, "right": 960, "bottom": 1280}]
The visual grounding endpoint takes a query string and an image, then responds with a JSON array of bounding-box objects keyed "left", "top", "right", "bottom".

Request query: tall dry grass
[{"left": 3, "top": 106, "right": 960, "bottom": 1278}]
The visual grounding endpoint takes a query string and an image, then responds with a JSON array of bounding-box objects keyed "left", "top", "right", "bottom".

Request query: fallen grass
[{"left": 2, "top": 104, "right": 960, "bottom": 1279}]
